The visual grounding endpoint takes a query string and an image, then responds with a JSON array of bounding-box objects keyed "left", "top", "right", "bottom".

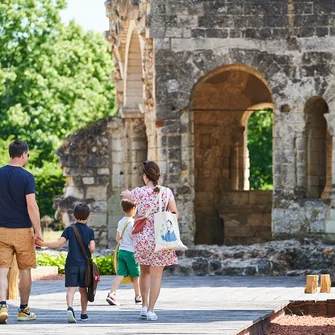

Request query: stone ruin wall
[
  {"left": 56, "top": 0, "right": 335, "bottom": 247},
  {"left": 148, "top": 0, "right": 335, "bottom": 243},
  {"left": 56, "top": 116, "right": 147, "bottom": 247}
]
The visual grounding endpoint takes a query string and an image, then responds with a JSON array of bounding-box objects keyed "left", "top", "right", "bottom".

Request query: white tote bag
[{"left": 154, "top": 187, "right": 187, "bottom": 253}]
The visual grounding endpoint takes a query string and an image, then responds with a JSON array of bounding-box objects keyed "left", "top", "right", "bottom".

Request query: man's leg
[
  {"left": 19, "top": 269, "right": 32, "bottom": 305},
  {"left": 16, "top": 269, "right": 36, "bottom": 321},
  {"left": 14, "top": 228, "right": 37, "bottom": 321}
]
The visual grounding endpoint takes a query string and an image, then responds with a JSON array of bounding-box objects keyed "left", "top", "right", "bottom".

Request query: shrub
[
  {"left": 36, "top": 253, "right": 66, "bottom": 274},
  {"left": 95, "top": 255, "right": 115, "bottom": 275},
  {"left": 36, "top": 253, "right": 115, "bottom": 275}
]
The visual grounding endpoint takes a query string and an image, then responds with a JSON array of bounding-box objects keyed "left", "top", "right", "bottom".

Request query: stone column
[
  {"left": 293, "top": 108, "right": 307, "bottom": 196},
  {"left": 230, "top": 142, "right": 239, "bottom": 190},
  {"left": 324, "top": 116, "right": 335, "bottom": 232}
]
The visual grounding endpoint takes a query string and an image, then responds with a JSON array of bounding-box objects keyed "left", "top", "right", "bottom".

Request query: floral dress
[{"left": 131, "top": 185, "right": 178, "bottom": 267}]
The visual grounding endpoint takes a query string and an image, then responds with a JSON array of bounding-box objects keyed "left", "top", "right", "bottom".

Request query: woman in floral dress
[{"left": 121, "top": 161, "right": 178, "bottom": 321}]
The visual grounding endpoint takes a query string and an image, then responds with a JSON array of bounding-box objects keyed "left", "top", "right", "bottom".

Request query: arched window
[{"left": 123, "top": 28, "right": 143, "bottom": 113}]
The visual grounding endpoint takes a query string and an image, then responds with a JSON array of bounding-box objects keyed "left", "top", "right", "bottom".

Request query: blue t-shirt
[
  {"left": 0, "top": 165, "right": 36, "bottom": 228},
  {"left": 61, "top": 222, "right": 95, "bottom": 267}
]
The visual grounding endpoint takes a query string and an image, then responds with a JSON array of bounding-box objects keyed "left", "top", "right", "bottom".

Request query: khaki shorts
[{"left": 0, "top": 227, "right": 36, "bottom": 270}]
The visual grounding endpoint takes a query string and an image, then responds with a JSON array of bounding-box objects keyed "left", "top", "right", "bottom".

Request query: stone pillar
[
  {"left": 292, "top": 106, "right": 307, "bottom": 196},
  {"left": 231, "top": 142, "right": 239, "bottom": 190},
  {"left": 325, "top": 123, "right": 335, "bottom": 233},
  {"left": 106, "top": 116, "right": 147, "bottom": 248}
]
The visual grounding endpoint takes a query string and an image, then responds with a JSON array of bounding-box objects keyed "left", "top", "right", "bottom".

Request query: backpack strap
[{"left": 72, "top": 225, "right": 89, "bottom": 259}]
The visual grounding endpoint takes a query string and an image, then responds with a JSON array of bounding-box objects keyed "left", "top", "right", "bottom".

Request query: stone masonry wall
[
  {"left": 56, "top": 118, "right": 112, "bottom": 247},
  {"left": 56, "top": 116, "right": 147, "bottom": 247},
  {"left": 146, "top": 0, "right": 335, "bottom": 241},
  {"left": 59, "top": 0, "right": 335, "bottom": 248}
]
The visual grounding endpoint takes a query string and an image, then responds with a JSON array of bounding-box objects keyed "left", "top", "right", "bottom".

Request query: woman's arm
[
  {"left": 120, "top": 190, "right": 135, "bottom": 202},
  {"left": 168, "top": 199, "right": 179, "bottom": 219}
]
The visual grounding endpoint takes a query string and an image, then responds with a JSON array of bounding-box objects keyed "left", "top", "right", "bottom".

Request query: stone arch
[
  {"left": 304, "top": 97, "right": 331, "bottom": 199},
  {"left": 189, "top": 64, "right": 274, "bottom": 245},
  {"left": 169, "top": 50, "right": 283, "bottom": 114},
  {"left": 190, "top": 64, "right": 274, "bottom": 107},
  {"left": 123, "top": 21, "right": 144, "bottom": 116}
]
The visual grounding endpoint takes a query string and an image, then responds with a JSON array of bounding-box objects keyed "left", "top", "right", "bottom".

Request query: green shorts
[{"left": 117, "top": 250, "right": 140, "bottom": 278}]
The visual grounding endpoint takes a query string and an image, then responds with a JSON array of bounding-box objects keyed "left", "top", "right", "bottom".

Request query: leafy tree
[
  {"left": 0, "top": 0, "right": 115, "bottom": 216},
  {"left": 247, "top": 109, "right": 273, "bottom": 190}
]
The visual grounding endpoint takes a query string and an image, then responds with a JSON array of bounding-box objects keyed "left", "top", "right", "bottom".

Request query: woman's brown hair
[{"left": 143, "top": 161, "right": 160, "bottom": 192}]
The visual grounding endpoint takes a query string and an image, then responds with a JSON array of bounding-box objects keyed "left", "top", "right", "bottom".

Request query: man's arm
[{"left": 26, "top": 193, "right": 43, "bottom": 242}]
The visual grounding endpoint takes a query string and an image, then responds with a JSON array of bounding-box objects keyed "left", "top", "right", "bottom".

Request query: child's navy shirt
[{"left": 61, "top": 222, "right": 95, "bottom": 267}]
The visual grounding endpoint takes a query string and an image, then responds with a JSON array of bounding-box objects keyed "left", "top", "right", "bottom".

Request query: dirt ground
[{"left": 265, "top": 315, "right": 335, "bottom": 335}]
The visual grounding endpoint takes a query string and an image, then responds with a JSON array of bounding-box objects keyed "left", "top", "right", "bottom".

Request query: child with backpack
[{"left": 37, "top": 204, "right": 95, "bottom": 323}]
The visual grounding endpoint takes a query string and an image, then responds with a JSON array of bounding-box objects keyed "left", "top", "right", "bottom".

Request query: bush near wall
[{"left": 36, "top": 253, "right": 115, "bottom": 275}]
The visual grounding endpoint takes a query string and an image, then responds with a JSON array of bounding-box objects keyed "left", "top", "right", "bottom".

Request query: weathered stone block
[
  {"left": 97, "top": 168, "right": 110, "bottom": 175},
  {"left": 88, "top": 212, "right": 107, "bottom": 228},
  {"left": 83, "top": 177, "right": 94, "bottom": 185},
  {"left": 86, "top": 186, "right": 107, "bottom": 201}
]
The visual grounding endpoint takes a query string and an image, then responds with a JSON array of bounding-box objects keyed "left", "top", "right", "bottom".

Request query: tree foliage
[
  {"left": 0, "top": 0, "right": 115, "bottom": 216},
  {"left": 247, "top": 109, "right": 273, "bottom": 190}
]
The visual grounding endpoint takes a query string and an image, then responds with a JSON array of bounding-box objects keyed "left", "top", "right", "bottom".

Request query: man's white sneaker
[
  {"left": 140, "top": 306, "right": 148, "bottom": 319},
  {"left": 147, "top": 311, "right": 158, "bottom": 321}
]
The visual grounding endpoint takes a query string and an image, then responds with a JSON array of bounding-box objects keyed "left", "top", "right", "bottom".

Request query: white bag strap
[{"left": 158, "top": 186, "right": 164, "bottom": 213}]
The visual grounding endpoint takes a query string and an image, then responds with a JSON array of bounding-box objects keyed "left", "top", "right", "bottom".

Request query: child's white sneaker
[
  {"left": 140, "top": 306, "right": 148, "bottom": 319},
  {"left": 106, "top": 293, "right": 119, "bottom": 306},
  {"left": 147, "top": 311, "right": 158, "bottom": 321}
]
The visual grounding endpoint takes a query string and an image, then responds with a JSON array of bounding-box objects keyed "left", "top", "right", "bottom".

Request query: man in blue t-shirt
[{"left": 0, "top": 140, "right": 43, "bottom": 324}]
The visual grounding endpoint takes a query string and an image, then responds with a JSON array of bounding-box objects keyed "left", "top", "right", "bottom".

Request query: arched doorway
[{"left": 190, "top": 64, "right": 274, "bottom": 245}]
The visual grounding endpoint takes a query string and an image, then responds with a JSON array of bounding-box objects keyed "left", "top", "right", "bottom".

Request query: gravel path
[{"left": 265, "top": 315, "right": 335, "bottom": 335}]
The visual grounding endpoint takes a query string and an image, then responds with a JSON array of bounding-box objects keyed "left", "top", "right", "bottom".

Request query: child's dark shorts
[{"left": 65, "top": 266, "right": 86, "bottom": 288}]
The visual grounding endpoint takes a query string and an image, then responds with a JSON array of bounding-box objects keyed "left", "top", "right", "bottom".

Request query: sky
[{"left": 61, "top": 0, "right": 108, "bottom": 33}]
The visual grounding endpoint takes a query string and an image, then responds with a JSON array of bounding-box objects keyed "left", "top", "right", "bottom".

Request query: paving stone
[{"left": 4, "top": 275, "right": 333, "bottom": 335}]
